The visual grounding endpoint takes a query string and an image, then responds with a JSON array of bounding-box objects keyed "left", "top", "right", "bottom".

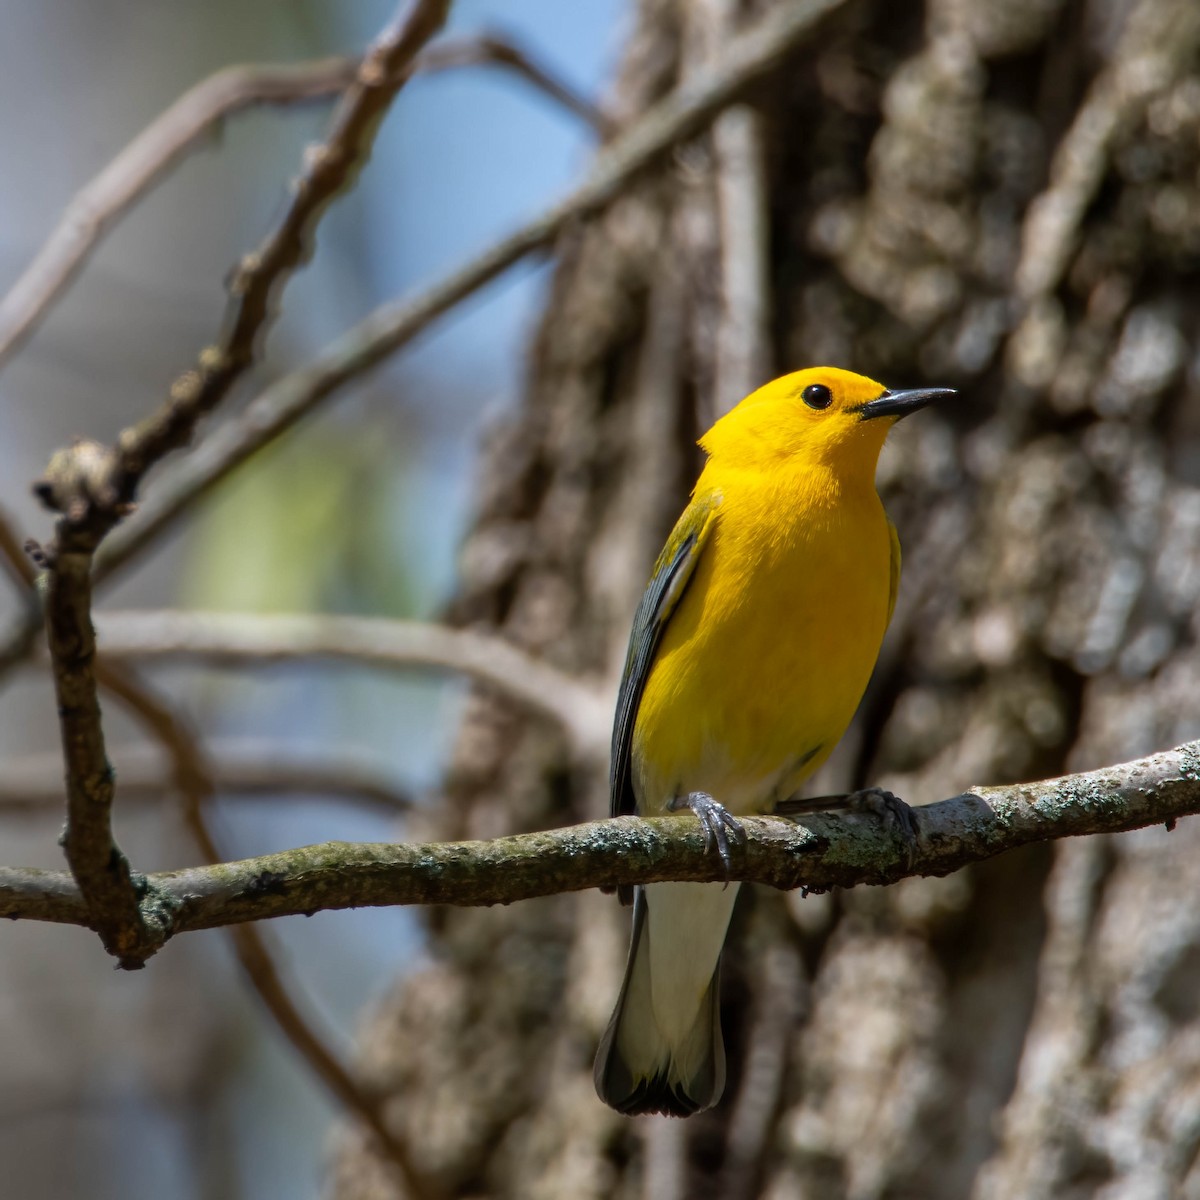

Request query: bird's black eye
[{"left": 802, "top": 383, "right": 833, "bottom": 410}]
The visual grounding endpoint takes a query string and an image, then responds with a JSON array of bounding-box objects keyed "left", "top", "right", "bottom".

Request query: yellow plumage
[
  {"left": 635, "top": 450, "right": 895, "bottom": 814},
  {"left": 594, "top": 366, "right": 953, "bottom": 1117}
]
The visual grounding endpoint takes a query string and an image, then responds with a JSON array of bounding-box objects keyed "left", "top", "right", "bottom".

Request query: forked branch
[{"left": 0, "top": 28, "right": 607, "bottom": 371}]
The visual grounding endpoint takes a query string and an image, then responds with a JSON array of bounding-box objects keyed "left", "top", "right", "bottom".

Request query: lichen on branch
[{"left": 1, "top": 740, "right": 1196, "bottom": 941}]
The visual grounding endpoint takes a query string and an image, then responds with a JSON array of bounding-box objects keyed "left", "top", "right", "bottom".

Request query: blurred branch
[
  {"left": 3, "top": 738, "right": 1198, "bottom": 931},
  {"left": 0, "top": 742, "right": 414, "bottom": 817},
  {"left": 95, "top": 663, "right": 441, "bottom": 1200},
  {"left": 31, "top": 0, "right": 451, "bottom": 563},
  {"left": 0, "top": 505, "right": 42, "bottom": 676},
  {"left": 0, "top": 55, "right": 358, "bottom": 371},
  {"left": 89, "top": 608, "right": 611, "bottom": 759},
  {"left": 91, "top": 0, "right": 849, "bottom": 585},
  {"left": 418, "top": 31, "right": 612, "bottom": 134},
  {"left": 0, "top": 505, "right": 36, "bottom": 589},
  {"left": 0, "top": 29, "right": 608, "bottom": 371}
]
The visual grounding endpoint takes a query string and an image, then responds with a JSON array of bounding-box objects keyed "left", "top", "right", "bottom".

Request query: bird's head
[{"left": 699, "top": 367, "right": 954, "bottom": 480}]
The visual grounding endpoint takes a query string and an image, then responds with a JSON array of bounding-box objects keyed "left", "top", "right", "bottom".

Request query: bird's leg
[
  {"left": 775, "top": 787, "right": 920, "bottom": 869},
  {"left": 668, "top": 790, "right": 747, "bottom": 878}
]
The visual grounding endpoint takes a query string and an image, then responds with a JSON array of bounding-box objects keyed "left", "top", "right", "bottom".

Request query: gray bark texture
[{"left": 331, "top": 0, "right": 1200, "bottom": 1195}]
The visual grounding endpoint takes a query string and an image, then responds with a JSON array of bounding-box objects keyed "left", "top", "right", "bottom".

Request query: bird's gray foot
[
  {"left": 668, "top": 790, "right": 746, "bottom": 878},
  {"left": 847, "top": 787, "right": 919, "bottom": 867},
  {"left": 775, "top": 787, "right": 920, "bottom": 869}
]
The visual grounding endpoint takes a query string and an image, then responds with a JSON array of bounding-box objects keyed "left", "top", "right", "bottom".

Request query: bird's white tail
[{"left": 594, "top": 881, "right": 739, "bottom": 1116}]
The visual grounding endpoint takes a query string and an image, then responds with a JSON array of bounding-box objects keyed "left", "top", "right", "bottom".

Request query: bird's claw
[
  {"left": 669, "top": 790, "right": 746, "bottom": 882},
  {"left": 846, "top": 787, "right": 920, "bottom": 869},
  {"left": 775, "top": 786, "right": 921, "bottom": 870}
]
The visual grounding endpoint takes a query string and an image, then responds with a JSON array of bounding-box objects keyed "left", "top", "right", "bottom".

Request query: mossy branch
[{"left": 3, "top": 740, "right": 1196, "bottom": 940}]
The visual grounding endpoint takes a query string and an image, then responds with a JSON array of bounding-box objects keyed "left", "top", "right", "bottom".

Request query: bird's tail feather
[{"left": 593, "top": 886, "right": 727, "bottom": 1117}]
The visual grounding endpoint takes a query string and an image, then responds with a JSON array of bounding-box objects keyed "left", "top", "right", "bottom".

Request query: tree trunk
[{"left": 331, "top": 0, "right": 1200, "bottom": 1195}]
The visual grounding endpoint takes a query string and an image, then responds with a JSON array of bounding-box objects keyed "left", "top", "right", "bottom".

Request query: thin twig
[
  {"left": 95, "top": 662, "right": 441, "bottom": 1200},
  {"left": 91, "top": 0, "right": 849, "bottom": 586},
  {"left": 0, "top": 56, "right": 358, "bottom": 371},
  {"left": 0, "top": 29, "right": 607, "bottom": 372},
  {"left": 87, "top": 608, "right": 610, "bottom": 759},
  {"left": 2, "top": 739, "right": 1197, "bottom": 934},
  {"left": 32, "top": 0, "right": 452, "bottom": 560},
  {"left": 0, "top": 742, "right": 415, "bottom": 817},
  {"left": 418, "top": 31, "right": 612, "bottom": 134}
]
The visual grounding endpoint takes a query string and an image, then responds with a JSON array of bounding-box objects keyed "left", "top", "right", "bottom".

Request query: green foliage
[{"left": 182, "top": 422, "right": 419, "bottom": 617}]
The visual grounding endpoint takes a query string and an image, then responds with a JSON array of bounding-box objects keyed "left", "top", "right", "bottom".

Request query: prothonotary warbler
[{"left": 593, "top": 366, "right": 955, "bottom": 1117}]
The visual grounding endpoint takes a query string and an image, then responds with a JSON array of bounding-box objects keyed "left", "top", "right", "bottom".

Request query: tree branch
[
  {"left": 31, "top": 0, "right": 451, "bottom": 561},
  {"left": 0, "top": 29, "right": 607, "bottom": 373},
  {"left": 90, "top": 0, "right": 849, "bottom": 585},
  {"left": 417, "top": 31, "right": 612, "bottom": 134},
  {"left": 0, "top": 55, "right": 357, "bottom": 371},
  {"left": 88, "top": 608, "right": 611, "bottom": 758},
  {"left": 0, "top": 743, "right": 414, "bottom": 817},
  {"left": 2, "top": 739, "right": 1196, "bottom": 933},
  {"left": 43, "top": 553, "right": 161, "bottom": 966}
]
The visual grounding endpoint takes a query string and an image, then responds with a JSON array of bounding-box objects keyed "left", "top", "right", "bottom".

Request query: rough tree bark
[{"left": 331, "top": 0, "right": 1200, "bottom": 1196}]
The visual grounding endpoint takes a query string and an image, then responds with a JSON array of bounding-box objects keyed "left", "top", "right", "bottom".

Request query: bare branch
[
  {"left": 32, "top": 0, "right": 452, "bottom": 560},
  {"left": 0, "top": 29, "right": 607, "bottom": 373},
  {"left": 43, "top": 555, "right": 161, "bottom": 966},
  {"left": 0, "top": 742, "right": 414, "bottom": 817},
  {"left": 418, "top": 31, "right": 612, "bottom": 134},
  {"left": 95, "top": 663, "right": 441, "bottom": 1200},
  {"left": 92, "top": 0, "right": 850, "bottom": 584},
  {"left": 88, "top": 608, "right": 610, "bottom": 758},
  {"left": 0, "top": 867, "right": 89, "bottom": 925},
  {"left": 0, "top": 56, "right": 358, "bottom": 371},
  {"left": 2, "top": 739, "right": 1197, "bottom": 935}
]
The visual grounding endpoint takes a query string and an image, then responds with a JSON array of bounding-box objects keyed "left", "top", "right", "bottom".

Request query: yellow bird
[{"left": 593, "top": 366, "right": 954, "bottom": 1116}]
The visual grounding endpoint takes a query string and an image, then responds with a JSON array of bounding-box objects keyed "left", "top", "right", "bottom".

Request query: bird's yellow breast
[{"left": 631, "top": 461, "right": 894, "bottom": 815}]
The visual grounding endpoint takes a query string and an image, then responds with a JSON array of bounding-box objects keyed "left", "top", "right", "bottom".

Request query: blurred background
[
  {"left": 0, "top": 1, "right": 622, "bottom": 1197},
  {"left": 6, "top": 0, "right": 1200, "bottom": 1198}
]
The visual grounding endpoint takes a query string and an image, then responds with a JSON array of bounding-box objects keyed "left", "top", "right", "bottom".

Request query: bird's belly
[{"left": 632, "top": 520, "right": 891, "bottom": 815}]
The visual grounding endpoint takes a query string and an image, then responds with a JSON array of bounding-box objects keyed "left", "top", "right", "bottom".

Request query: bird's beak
[{"left": 855, "top": 387, "right": 957, "bottom": 421}]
